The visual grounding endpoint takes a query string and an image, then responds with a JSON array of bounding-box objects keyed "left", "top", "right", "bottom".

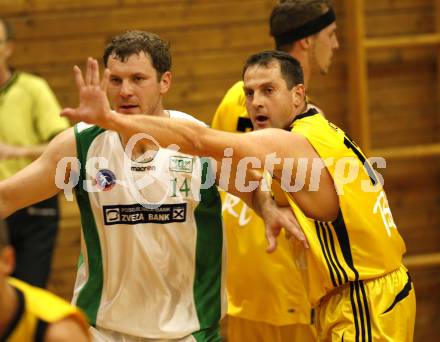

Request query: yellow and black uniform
[
  {"left": 212, "top": 81, "right": 253, "bottom": 133},
  {"left": 0, "top": 72, "right": 69, "bottom": 287},
  {"left": 212, "top": 81, "right": 316, "bottom": 341},
  {"left": 274, "top": 106, "right": 415, "bottom": 341},
  {"left": 1, "top": 277, "right": 89, "bottom": 342}
]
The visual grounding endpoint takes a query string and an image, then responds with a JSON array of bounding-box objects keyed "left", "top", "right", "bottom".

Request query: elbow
[
  {"left": 321, "top": 205, "right": 340, "bottom": 223},
  {"left": 307, "top": 205, "right": 339, "bottom": 223},
  {"left": 319, "top": 191, "right": 340, "bottom": 222}
]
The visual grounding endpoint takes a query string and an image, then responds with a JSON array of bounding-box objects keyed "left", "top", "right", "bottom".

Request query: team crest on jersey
[
  {"left": 95, "top": 169, "right": 116, "bottom": 191},
  {"left": 169, "top": 156, "right": 193, "bottom": 173}
]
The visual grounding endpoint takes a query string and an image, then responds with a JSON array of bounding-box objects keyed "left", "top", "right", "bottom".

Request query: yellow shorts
[
  {"left": 317, "top": 265, "right": 416, "bottom": 341},
  {"left": 226, "top": 315, "right": 317, "bottom": 342}
]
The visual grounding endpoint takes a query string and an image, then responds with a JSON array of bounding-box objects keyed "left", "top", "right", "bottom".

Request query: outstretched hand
[
  {"left": 61, "top": 57, "right": 112, "bottom": 128},
  {"left": 263, "top": 205, "right": 308, "bottom": 253}
]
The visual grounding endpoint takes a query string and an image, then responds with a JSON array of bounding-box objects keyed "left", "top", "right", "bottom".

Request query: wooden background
[{"left": 1, "top": 0, "right": 439, "bottom": 340}]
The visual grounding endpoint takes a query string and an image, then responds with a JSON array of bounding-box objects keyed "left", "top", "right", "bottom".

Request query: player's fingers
[
  {"left": 60, "top": 108, "right": 76, "bottom": 120},
  {"left": 265, "top": 225, "right": 278, "bottom": 253},
  {"left": 91, "top": 58, "right": 100, "bottom": 86},
  {"left": 73, "top": 66, "right": 85, "bottom": 89},
  {"left": 291, "top": 225, "right": 309, "bottom": 249},
  {"left": 85, "top": 57, "right": 92, "bottom": 85},
  {"left": 285, "top": 217, "right": 308, "bottom": 249},
  {"left": 101, "top": 68, "right": 110, "bottom": 91}
]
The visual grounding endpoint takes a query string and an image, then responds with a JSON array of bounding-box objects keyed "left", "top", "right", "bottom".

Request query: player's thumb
[{"left": 60, "top": 108, "right": 76, "bottom": 120}]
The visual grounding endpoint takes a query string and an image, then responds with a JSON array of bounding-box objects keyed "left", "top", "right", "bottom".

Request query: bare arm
[
  {"left": 44, "top": 317, "right": 90, "bottom": 342},
  {"left": 0, "top": 128, "right": 77, "bottom": 218},
  {"left": 61, "top": 58, "right": 338, "bottom": 222},
  {"left": 102, "top": 113, "right": 338, "bottom": 221},
  {"left": 0, "top": 143, "right": 48, "bottom": 161}
]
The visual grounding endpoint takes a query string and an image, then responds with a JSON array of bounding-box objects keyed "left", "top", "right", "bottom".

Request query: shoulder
[
  {"left": 212, "top": 81, "right": 248, "bottom": 131},
  {"left": 75, "top": 122, "right": 99, "bottom": 134},
  {"left": 16, "top": 72, "right": 51, "bottom": 89},
  {"left": 168, "top": 110, "right": 208, "bottom": 127},
  {"left": 8, "top": 278, "right": 89, "bottom": 341},
  {"left": 74, "top": 123, "right": 107, "bottom": 138},
  {"left": 11, "top": 73, "right": 57, "bottom": 101},
  {"left": 8, "top": 278, "right": 77, "bottom": 321},
  {"left": 291, "top": 105, "right": 333, "bottom": 134},
  {"left": 226, "top": 81, "right": 245, "bottom": 99},
  {"left": 219, "top": 80, "right": 246, "bottom": 108}
]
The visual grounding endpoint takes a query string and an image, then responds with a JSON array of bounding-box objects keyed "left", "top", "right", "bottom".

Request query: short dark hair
[
  {"left": 0, "top": 219, "right": 9, "bottom": 251},
  {"left": 242, "top": 50, "right": 304, "bottom": 89},
  {"left": 103, "top": 30, "right": 171, "bottom": 79},
  {"left": 0, "top": 17, "right": 15, "bottom": 41},
  {"left": 270, "top": 0, "right": 332, "bottom": 51}
]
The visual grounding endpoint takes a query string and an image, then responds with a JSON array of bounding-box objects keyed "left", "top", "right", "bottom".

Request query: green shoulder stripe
[
  {"left": 193, "top": 157, "right": 223, "bottom": 330},
  {"left": 74, "top": 124, "right": 105, "bottom": 325}
]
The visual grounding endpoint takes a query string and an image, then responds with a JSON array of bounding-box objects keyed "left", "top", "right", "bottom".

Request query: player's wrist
[
  {"left": 253, "top": 187, "right": 272, "bottom": 217},
  {"left": 106, "top": 110, "right": 120, "bottom": 131}
]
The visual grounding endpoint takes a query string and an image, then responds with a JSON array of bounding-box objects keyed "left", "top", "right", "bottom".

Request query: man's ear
[
  {"left": 159, "top": 71, "right": 172, "bottom": 95},
  {"left": 298, "top": 36, "right": 313, "bottom": 50},
  {"left": 0, "top": 246, "right": 15, "bottom": 276},
  {"left": 4, "top": 41, "right": 14, "bottom": 60},
  {"left": 292, "top": 84, "right": 306, "bottom": 108}
]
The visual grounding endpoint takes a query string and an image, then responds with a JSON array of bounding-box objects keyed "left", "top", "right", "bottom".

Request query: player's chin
[
  {"left": 320, "top": 61, "right": 332, "bottom": 75},
  {"left": 253, "top": 121, "right": 270, "bottom": 130},
  {"left": 117, "top": 107, "right": 141, "bottom": 115}
]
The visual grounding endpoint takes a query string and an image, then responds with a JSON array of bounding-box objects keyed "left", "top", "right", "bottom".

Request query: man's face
[
  {"left": 106, "top": 52, "right": 171, "bottom": 116},
  {"left": 243, "top": 61, "right": 302, "bottom": 130},
  {"left": 0, "top": 21, "right": 13, "bottom": 69},
  {"left": 311, "top": 22, "right": 339, "bottom": 74}
]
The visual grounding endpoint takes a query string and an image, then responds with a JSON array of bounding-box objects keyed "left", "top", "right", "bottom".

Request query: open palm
[{"left": 61, "top": 57, "right": 112, "bottom": 128}]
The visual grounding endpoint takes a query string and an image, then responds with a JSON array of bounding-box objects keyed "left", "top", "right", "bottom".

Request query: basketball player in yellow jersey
[
  {"left": 211, "top": 1, "right": 338, "bottom": 340},
  {"left": 63, "top": 51, "right": 416, "bottom": 341},
  {"left": 213, "top": 80, "right": 315, "bottom": 341},
  {"left": 0, "top": 219, "right": 90, "bottom": 342},
  {"left": 212, "top": 0, "right": 339, "bottom": 130}
]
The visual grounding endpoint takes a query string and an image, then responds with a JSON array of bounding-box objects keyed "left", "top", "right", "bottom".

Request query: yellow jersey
[
  {"left": 212, "top": 81, "right": 253, "bottom": 133},
  {"left": 2, "top": 277, "right": 89, "bottom": 342},
  {"left": 0, "top": 72, "right": 69, "bottom": 180},
  {"left": 274, "top": 107, "right": 406, "bottom": 306},
  {"left": 212, "top": 81, "right": 312, "bottom": 325}
]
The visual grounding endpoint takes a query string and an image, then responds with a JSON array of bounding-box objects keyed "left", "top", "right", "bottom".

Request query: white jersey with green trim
[{"left": 71, "top": 110, "right": 226, "bottom": 339}]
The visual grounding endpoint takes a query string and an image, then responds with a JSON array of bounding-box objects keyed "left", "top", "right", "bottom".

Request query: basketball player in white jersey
[{"left": 0, "top": 31, "right": 304, "bottom": 341}]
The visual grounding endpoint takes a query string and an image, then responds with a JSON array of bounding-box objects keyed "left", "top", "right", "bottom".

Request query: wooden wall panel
[
  {"left": 1, "top": 0, "right": 438, "bottom": 339},
  {"left": 408, "top": 266, "right": 440, "bottom": 340},
  {"left": 385, "top": 161, "right": 440, "bottom": 255},
  {"left": 361, "top": 2, "right": 440, "bottom": 340}
]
